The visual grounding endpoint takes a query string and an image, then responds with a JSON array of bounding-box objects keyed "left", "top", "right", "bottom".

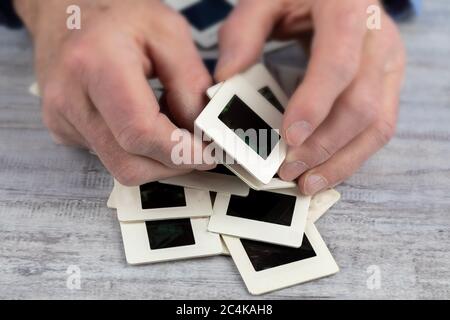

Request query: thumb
[{"left": 214, "top": 0, "right": 282, "bottom": 81}]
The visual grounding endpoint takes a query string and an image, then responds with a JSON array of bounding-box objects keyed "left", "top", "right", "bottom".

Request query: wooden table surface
[{"left": 1, "top": 2, "right": 449, "bottom": 299}]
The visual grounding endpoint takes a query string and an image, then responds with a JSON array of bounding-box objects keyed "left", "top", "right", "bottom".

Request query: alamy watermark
[
  {"left": 366, "top": 265, "right": 381, "bottom": 290},
  {"left": 66, "top": 265, "right": 81, "bottom": 290},
  {"left": 66, "top": 4, "right": 382, "bottom": 31},
  {"left": 367, "top": 4, "right": 382, "bottom": 30},
  {"left": 170, "top": 127, "right": 283, "bottom": 169},
  {"left": 66, "top": 5, "right": 81, "bottom": 30}
]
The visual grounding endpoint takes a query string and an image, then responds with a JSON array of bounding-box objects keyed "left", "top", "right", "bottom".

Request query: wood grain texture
[{"left": 0, "top": 1, "right": 449, "bottom": 299}]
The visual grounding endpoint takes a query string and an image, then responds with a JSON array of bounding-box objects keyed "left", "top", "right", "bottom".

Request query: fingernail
[
  {"left": 285, "top": 121, "right": 313, "bottom": 147},
  {"left": 304, "top": 174, "right": 328, "bottom": 195},
  {"left": 279, "top": 161, "right": 308, "bottom": 181}
]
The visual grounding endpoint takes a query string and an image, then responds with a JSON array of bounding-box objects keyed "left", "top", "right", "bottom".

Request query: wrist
[
  {"left": 14, "top": 0, "right": 78, "bottom": 43},
  {"left": 13, "top": 0, "right": 39, "bottom": 35}
]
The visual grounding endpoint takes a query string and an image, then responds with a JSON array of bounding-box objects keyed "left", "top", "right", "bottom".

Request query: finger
[
  {"left": 74, "top": 105, "right": 191, "bottom": 186},
  {"left": 42, "top": 77, "right": 190, "bottom": 184},
  {"left": 82, "top": 46, "right": 213, "bottom": 170},
  {"left": 215, "top": 0, "right": 283, "bottom": 81},
  {"left": 279, "top": 29, "right": 385, "bottom": 181},
  {"left": 43, "top": 77, "right": 191, "bottom": 185},
  {"left": 146, "top": 10, "right": 213, "bottom": 130},
  {"left": 45, "top": 112, "right": 90, "bottom": 148},
  {"left": 271, "top": 10, "right": 313, "bottom": 40},
  {"left": 41, "top": 81, "right": 90, "bottom": 148},
  {"left": 298, "top": 65, "right": 403, "bottom": 195},
  {"left": 298, "top": 121, "right": 395, "bottom": 195},
  {"left": 282, "top": 0, "right": 371, "bottom": 147}
]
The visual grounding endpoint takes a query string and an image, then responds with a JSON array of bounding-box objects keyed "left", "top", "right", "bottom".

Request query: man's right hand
[{"left": 14, "top": 0, "right": 215, "bottom": 185}]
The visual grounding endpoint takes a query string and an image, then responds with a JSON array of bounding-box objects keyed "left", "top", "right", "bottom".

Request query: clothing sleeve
[
  {"left": 0, "top": 0, "right": 22, "bottom": 29},
  {"left": 383, "top": 0, "right": 422, "bottom": 20}
]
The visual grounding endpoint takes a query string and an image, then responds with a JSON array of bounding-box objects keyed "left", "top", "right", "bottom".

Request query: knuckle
[
  {"left": 189, "top": 71, "right": 213, "bottom": 95},
  {"left": 50, "top": 133, "right": 71, "bottom": 146},
  {"left": 116, "top": 120, "right": 159, "bottom": 155},
  {"left": 175, "top": 17, "right": 191, "bottom": 33},
  {"left": 41, "top": 84, "right": 67, "bottom": 118},
  {"left": 151, "top": 12, "right": 192, "bottom": 43},
  {"left": 308, "top": 138, "right": 334, "bottom": 163},
  {"left": 90, "top": 127, "right": 110, "bottom": 149},
  {"left": 112, "top": 161, "right": 145, "bottom": 187},
  {"left": 373, "top": 120, "right": 396, "bottom": 146},
  {"left": 218, "top": 20, "right": 231, "bottom": 40},
  {"left": 41, "top": 82, "right": 82, "bottom": 126},
  {"left": 288, "top": 95, "right": 316, "bottom": 125},
  {"left": 334, "top": 166, "right": 353, "bottom": 185},
  {"left": 41, "top": 115, "right": 65, "bottom": 145},
  {"left": 61, "top": 38, "right": 95, "bottom": 74},
  {"left": 335, "top": 8, "right": 360, "bottom": 35},
  {"left": 42, "top": 113, "right": 58, "bottom": 135},
  {"left": 329, "top": 44, "right": 359, "bottom": 84},
  {"left": 345, "top": 94, "right": 379, "bottom": 124},
  {"left": 218, "top": 27, "right": 226, "bottom": 42},
  {"left": 386, "top": 44, "right": 407, "bottom": 75},
  {"left": 116, "top": 123, "right": 146, "bottom": 153},
  {"left": 164, "top": 12, "right": 191, "bottom": 35},
  {"left": 218, "top": 13, "right": 239, "bottom": 41}
]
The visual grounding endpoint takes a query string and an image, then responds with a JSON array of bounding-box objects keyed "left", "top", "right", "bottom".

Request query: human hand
[
  {"left": 215, "top": 0, "right": 405, "bottom": 195},
  {"left": 14, "top": 0, "right": 215, "bottom": 185}
]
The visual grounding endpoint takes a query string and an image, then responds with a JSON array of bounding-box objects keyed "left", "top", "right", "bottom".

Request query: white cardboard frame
[
  {"left": 223, "top": 224, "right": 339, "bottom": 295},
  {"left": 206, "top": 64, "right": 294, "bottom": 190},
  {"left": 109, "top": 186, "right": 340, "bottom": 225},
  {"left": 120, "top": 218, "right": 222, "bottom": 265},
  {"left": 224, "top": 163, "right": 296, "bottom": 190},
  {"left": 208, "top": 189, "right": 311, "bottom": 248},
  {"left": 242, "top": 64, "right": 289, "bottom": 109},
  {"left": 196, "top": 76, "right": 287, "bottom": 184},
  {"left": 207, "top": 64, "right": 288, "bottom": 109},
  {"left": 115, "top": 181, "right": 212, "bottom": 222},
  {"left": 308, "top": 189, "right": 341, "bottom": 223},
  {"left": 159, "top": 169, "right": 249, "bottom": 196}
]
